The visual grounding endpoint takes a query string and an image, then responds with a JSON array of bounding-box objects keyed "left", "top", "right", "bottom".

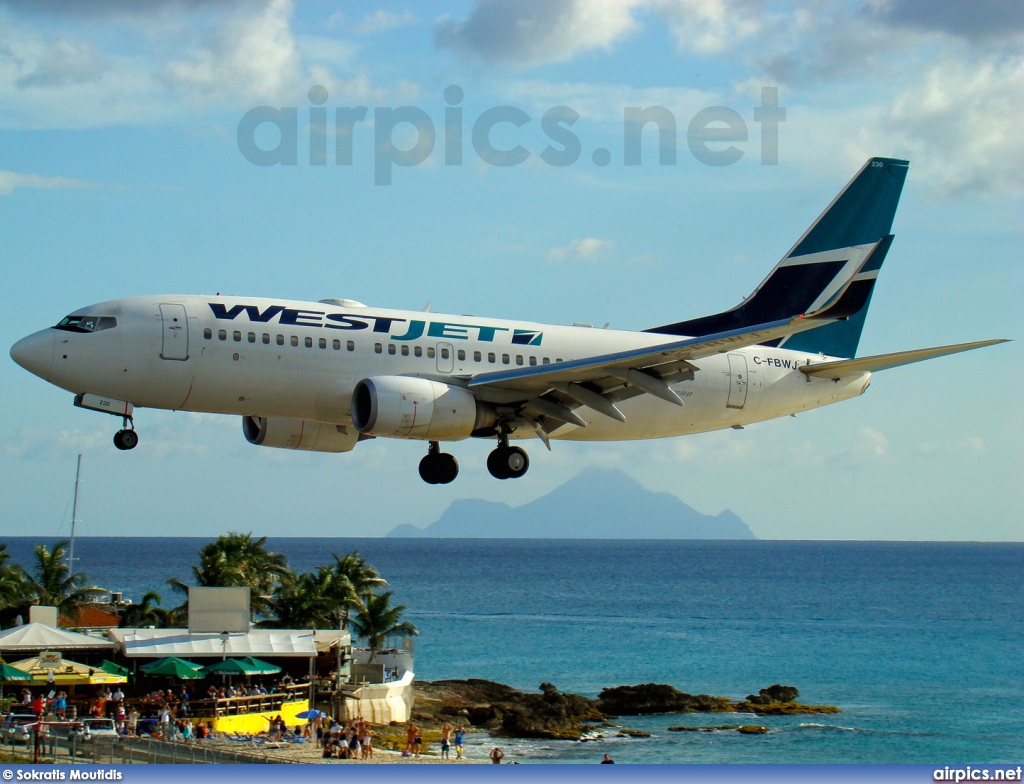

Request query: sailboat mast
[{"left": 68, "top": 454, "right": 82, "bottom": 570}]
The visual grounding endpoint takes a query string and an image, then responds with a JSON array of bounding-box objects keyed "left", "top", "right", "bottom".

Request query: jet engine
[
  {"left": 351, "top": 376, "right": 495, "bottom": 440},
  {"left": 242, "top": 416, "right": 359, "bottom": 452}
]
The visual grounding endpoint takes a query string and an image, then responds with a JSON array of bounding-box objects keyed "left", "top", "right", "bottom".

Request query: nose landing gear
[
  {"left": 487, "top": 427, "right": 529, "bottom": 480},
  {"left": 113, "top": 416, "right": 138, "bottom": 451},
  {"left": 419, "top": 441, "right": 459, "bottom": 484}
]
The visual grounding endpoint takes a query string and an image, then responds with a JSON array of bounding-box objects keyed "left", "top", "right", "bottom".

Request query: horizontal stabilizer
[{"left": 799, "top": 340, "right": 1009, "bottom": 380}]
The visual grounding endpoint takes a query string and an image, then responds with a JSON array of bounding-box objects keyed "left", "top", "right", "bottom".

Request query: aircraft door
[
  {"left": 436, "top": 342, "right": 454, "bottom": 373},
  {"left": 726, "top": 353, "right": 748, "bottom": 409},
  {"left": 159, "top": 303, "right": 189, "bottom": 361}
]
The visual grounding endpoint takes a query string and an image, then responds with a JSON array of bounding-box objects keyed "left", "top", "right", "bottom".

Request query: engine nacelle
[
  {"left": 351, "top": 376, "right": 495, "bottom": 440},
  {"left": 242, "top": 416, "right": 359, "bottom": 453}
]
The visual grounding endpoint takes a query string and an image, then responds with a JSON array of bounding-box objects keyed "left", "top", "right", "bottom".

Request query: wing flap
[{"left": 799, "top": 339, "right": 1008, "bottom": 379}]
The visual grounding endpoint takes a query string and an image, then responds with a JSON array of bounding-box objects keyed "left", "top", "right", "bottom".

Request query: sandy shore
[{"left": 212, "top": 740, "right": 487, "bottom": 765}]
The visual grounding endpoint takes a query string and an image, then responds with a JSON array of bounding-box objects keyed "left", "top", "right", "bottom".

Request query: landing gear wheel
[
  {"left": 113, "top": 429, "right": 138, "bottom": 451},
  {"left": 487, "top": 446, "right": 529, "bottom": 480},
  {"left": 419, "top": 442, "right": 459, "bottom": 484}
]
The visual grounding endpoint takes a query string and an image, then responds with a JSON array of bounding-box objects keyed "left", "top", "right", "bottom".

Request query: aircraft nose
[{"left": 10, "top": 329, "right": 54, "bottom": 380}]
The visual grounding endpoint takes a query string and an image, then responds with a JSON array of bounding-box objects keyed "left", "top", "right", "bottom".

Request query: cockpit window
[{"left": 55, "top": 315, "right": 117, "bottom": 333}]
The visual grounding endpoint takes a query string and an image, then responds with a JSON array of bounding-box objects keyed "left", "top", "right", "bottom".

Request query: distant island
[{"left": 387, "top": 468, "right": 755, "bottom": 539}]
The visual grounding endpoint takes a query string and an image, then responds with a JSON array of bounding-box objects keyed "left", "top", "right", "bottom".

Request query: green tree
[
  {"left": 330, "top": 551, "right": 387, "bottom": 630},
  {"left": 0, "top": 544, "right": 29, "bottom": 611},
  {"left": 349, "top": 591, "right": 418, "bottom": 660},
  {"left": 169, "top": 532, "right": 289, "bottom": 619},
  {"left": 26, "top": 540, "right": 88, "bottom": 620},
  {"left": 264, "top": 568, "right": 336, "bottom": 629},
  {"left": 120, "top": 591, "right": 171, "bottom": 628}
]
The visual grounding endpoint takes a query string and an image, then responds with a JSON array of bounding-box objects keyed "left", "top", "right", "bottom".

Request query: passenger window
[
  {"left": 401, "top": 345, "right": 409, "bottom": 356},
  {"left": 427, "top": 347, "right": 435, "bottom": 359},
  {"left": 457, "top": 349, "right": 466, "bottom": 361},
  {"left": 374, "top": 343, "right": 383, "bottom": 354},
  {"left": 233, "top": 331, "right": 241, "bottom": 342},
  {"left": 333, "top": 339, "right": 341, "bottom": 350},
  {"left": 542, "top": 357, "right": 550, "bottom": 364},
  {"left": 248, "top": 332, "right": 256, "bottom": 343},
  {"left": 303, "top": 337, "right": 311, "bottom": 348},
  {"left": 290, "top": 336, "right": 298, "bottom": 347},
  {"left": 502, "top": 354, "right": 510, "bottom": 365},
  {"left": 556, "top": 358, "right": 563, "bottom": 362},
  {"left": 319, "top": 338, "right": 327, "bottom": 349},
  {"left": 488, "top": 352, "right": 496, "bottom": 363},
  {"left": 347, "top": 341, "right": 355, "bottom": 351},
  {"left": 388, "top": 344, "right": 396, "bottom": 355},
  {"left": 441, "top": 348, "right": 450, "bottom": 359},
  {"left": 474, "top": 351, "right": 481, "bottom": 362},
  {"left": 262, "top": 333, "right": 270, "bottom": 344},
  {"left": 414, "top": 346, "right": 422, "bottom": 357},
  {"left": 218, "top": 330, "right": 227, "bottom": 341},
  {"left": 516, "top": 355, "right": 524, "bottom": 365},
  {"left": 203, "top": 328, "right": 212, "bottom": 340},
  {"left": 276, "top": 334, "right": 284, "bottom": 346},
  {"left": 529, "top": 356, "right": 537, "bottom": 366}
]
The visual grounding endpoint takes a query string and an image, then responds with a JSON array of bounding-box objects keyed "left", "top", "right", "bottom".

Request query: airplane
[{"left": 9, "top": 157, "right": 1007, "bottom": 484}]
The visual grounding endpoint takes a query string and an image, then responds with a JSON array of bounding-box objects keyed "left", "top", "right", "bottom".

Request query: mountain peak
[{"left": 387, "top": 469, "right": 754, "bottom": 539}]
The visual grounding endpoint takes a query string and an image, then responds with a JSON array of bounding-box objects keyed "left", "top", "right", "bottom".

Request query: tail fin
[{"left": 647, "top": 157, "right": 910, "bottom": 357}]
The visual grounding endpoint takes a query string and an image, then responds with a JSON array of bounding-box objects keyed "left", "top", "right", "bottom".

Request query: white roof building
[
  {"left": 107, "top": 628, "right": 349, "bottom": 659},
  {"left": 0, "top": 622, "right": 115, "bottom": 652}
]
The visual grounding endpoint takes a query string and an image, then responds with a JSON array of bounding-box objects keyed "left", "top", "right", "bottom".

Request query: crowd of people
[{"left": 315, "top": 716, "right": 374, "bottom": 760}]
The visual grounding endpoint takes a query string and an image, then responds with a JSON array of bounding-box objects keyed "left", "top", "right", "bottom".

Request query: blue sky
[{"left": 0, "top": 0, "right": 1021, "bottom": 541}]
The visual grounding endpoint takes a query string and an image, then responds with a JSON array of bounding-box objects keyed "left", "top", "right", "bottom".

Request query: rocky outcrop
[
  {"left": 413, "top": 679, "right": 605, "bottom": 741},
  {"left": 597, "top": 684, "right": 732, "bottom": 715},
  {"left": 412, "top": 680, "right": 838, "bottom": 740}
]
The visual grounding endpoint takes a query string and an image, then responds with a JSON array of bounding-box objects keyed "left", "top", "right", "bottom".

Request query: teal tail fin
[{"left": 647, "top": 157, "right": 910, "bottom": 358}]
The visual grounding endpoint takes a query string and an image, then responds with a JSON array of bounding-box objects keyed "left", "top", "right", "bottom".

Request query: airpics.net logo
[
  {"left": 236, "top": 85, "right": 786, "bottom": 185},
  {"left": 934, "top": 766, "right": 1023, "bottom": 782}
]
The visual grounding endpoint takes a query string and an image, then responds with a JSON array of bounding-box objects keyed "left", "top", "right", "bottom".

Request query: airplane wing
[
  {"left": 798, "top": 340, "right": 1008, "bottom": 380},
  {"left": 463, "top": 242, "right": 875, "bottom": 435},
  {"left": 465, "top": 315, "right": 837, "bottom": 432}
]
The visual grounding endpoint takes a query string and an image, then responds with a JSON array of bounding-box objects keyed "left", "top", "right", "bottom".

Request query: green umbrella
[
  {"left": 237, "top": 657, "right": 281, "bottom": 676},
  {"left": 140, "top": 657, "right": 205, "bottom": 679},
  {"left": 0, "top": 662, "right": 32, "bottom": 681},
  {"left": 201, "top": 658, "right": 252, "bottom": 676},
  {"left": 100, "top": 660, "right": 129, "bottom": 677}
]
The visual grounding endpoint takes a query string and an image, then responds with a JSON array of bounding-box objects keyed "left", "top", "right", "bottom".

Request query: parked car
[
  {"left": 70, "top": 718, "right": 119, "bottom": 740},
  {"left": 0, "top": 714, "right": 38, "bottom": 744}
]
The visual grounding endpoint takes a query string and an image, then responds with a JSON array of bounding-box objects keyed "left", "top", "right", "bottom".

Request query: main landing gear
[
  {"left": 112, "top": 416, "right": 138, "bottom": 451},
  {"left": 487, "top": 428, "right": 529, "bottom": 480},
  {"left": 419, "top": 441, "right": 459, "bottom": 485}
]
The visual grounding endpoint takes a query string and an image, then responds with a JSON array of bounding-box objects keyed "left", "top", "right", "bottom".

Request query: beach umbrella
[
  {"left": 8, "top": 656, "right": 126, "bottom": 685},
  {"left": 100, "top": 660, "right": 128, "bottom": 677},
  {"left": 295, "top": 709, "right": 326, "bottom": 721},
  {"left": 0, "top": 662, "right": 32, "bottom": 681},
  {"left": 201, "top": 658, "right": 253, "bottom": 676},
  {"left": 236, "top": 657, "right": 281, "bottom": 676},
  {"left": 140, "top": 657, "right": 205, "bottom": 679}
]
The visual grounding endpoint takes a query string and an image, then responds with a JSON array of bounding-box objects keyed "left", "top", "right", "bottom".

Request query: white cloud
[
  {"left": 354, "top": 10, "right": 417, "bottom": 36},
  {"left": 660, "top": 0, "right": 765, "bottom": 55},
  {"left": 548, "top": 237, "right": 617, "bottom": 262},
  {"left": 163, "top": 0, "right": 303, "bottom": 106},
  {"left": 0, "top": 170, "right": 92, "bottom": 196},
  {"left": 435, "top": 0, "right": 646, "bottom": 67}
]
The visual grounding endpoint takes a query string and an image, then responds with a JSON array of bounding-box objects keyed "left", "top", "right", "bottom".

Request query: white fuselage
[{"left": 21, "top": 295, "right": 871, "bottom": 443}]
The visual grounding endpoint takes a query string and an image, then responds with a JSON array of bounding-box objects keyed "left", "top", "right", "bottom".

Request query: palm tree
[
  {"left": 264, "top": 568, "right": 336, "bottom": 629},
  {"left": 0, "top": 544, "right": 29, "bottom": 611},
  {"left": 349, "top": 591, "right": 418, "bottom": 661},
  {"left": 27, "top": 540, "right": 88, "bottom": 620},
  {"left": 331, "top": 551, "right": 387, "bottom": 630},
  {"left": 169, "top": 532, "right": 289, "bottom": 619},
  {"left": 120, "top": 591, "right": 171, "bottom": 628}
]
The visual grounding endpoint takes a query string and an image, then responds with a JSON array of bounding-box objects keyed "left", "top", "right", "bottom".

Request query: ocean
[{"left": 3, "top": 538, "right": 1021, "bottom": 764}]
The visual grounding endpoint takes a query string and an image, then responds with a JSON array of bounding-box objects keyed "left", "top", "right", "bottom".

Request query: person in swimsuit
[
  {"left": 454, "top": 726, "right": 466, "bottom": 759},
  {"left": 440, "top": 723, "right": 452, "bottom": 759},
  {"left": 490, "top": 747, "right": 504, "bottom": 764}
]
